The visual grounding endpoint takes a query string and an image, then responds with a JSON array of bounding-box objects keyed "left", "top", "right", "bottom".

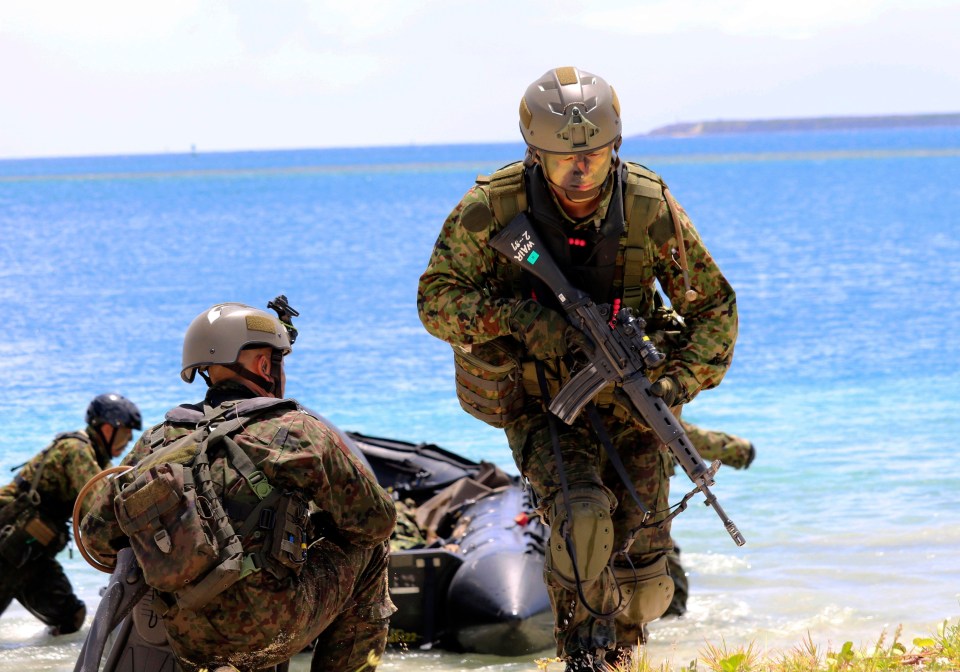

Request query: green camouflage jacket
[
  {"left": 80, "top": 382, "right": 397, "bottom": 567},
  {"left": 417, "top": 162, "right": 738, "bottom": 403},
  {"left": 0, "top": 428, "right": 109, "bottom": 525}
]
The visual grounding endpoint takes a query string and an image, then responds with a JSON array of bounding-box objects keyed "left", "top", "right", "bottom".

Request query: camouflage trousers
[
  {"left": 0, "top": 553, "right": 86, "bottom": 633},
  {"left": 164, "top": 539, "right": 395, "bottom": 672},
  {"left": 505, "top": 407, "right": 674, "bottom": 658}
]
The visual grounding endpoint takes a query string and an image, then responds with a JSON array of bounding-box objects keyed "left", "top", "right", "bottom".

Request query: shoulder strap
[
  {"left": 55, "top": 431, "right": 90, "bottom": 443},
  {"left": 661, "top": 185, "right": 697, "bottom": 301},
  {"left": 479, "top": 161, "right": 527, "bottom": 224},
  {"left": 17, "top": 431, "right": 91, "bottom": 500},
  {"left": 620, "top": 163, "right": 696, "bottom": 304},
  {"left": 479, "top": 161, "right": 531, "bottom": 297},
  {"left": 198, "top": 397, "right": 299, "bottom": 500},
  {"left": 620, "top": 163, "right": 664, "bottom": 306}
]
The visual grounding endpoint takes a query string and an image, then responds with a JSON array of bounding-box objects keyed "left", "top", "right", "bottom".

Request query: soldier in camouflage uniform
[
  {"left": 0, "top": 393, "right": 140, "bottom": 634},
  {"left": 80, "top": 302, "right": 397, "bottom": 672},
  {"left": 417, "top": 67, "right": 737, "bottom": 669},
  {"left": 665, "top": 422, "right": 755, "bottom": 617}
]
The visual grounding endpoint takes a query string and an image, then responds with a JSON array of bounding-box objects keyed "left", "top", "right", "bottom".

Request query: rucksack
[{"left": 113, "top": 398, "right": 310, "bottom": 611}]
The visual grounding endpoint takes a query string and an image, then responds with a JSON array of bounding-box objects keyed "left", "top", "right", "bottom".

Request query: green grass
[{"left": 538, "top": 620, "right": 960, "bottom": 672}]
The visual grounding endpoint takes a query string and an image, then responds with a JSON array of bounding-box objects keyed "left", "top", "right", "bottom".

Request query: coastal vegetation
[{"left": 535, "top": 620, "right": 960, "bottom": 672}]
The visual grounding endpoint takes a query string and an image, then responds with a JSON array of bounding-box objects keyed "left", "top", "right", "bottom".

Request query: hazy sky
[{"left": 1, "top": 0, "right": 958, "bottom": 158}]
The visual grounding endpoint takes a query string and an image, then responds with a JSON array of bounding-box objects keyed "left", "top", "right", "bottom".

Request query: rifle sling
[{"left": 584, "top": 404, "right": 653, "bottom": 521}]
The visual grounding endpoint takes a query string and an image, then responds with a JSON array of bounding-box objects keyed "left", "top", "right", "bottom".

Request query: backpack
[{"left": 113, "top": 398, "right": 310, "bottom": 611}]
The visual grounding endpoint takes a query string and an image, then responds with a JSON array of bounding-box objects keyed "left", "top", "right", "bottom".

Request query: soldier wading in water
[
  {"left": 418, "top": 67, "right": 738, "bottom": 670},
  {"left": 79, "top": 300, "right": 397, "bottom": 672},
  {"left": 0, "top": 393, "right": 140, "bottom": 634}
]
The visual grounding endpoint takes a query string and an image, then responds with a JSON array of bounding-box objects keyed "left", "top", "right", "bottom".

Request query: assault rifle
[{"left": 489, "top": 214, "right": 745, "bottom": 546}]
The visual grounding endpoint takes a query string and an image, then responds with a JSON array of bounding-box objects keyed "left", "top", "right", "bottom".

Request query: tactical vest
[
  {"left": 456, "top": 161, "right": 679, "bottom": 420},
  {"left": 114, "top": 397, "right": 311, "bottom": 611},
  {"left": 477, "top": 160, "right": 669, "bottom": 316},
  {"left": 0, "top": 432, "right": 88, "bottom": 567}
]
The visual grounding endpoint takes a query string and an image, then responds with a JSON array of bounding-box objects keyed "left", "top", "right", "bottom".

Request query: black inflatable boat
[{"left": 348, "top": 432, "right": 552, "bottom": 656}]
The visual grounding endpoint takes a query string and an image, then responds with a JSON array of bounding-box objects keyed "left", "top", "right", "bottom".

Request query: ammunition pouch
[
  {"left": 453, "top": 337, "right": 525, "bottom": 428},
  {"left": 263, "top": 492, "right": 310, "bottom": 577},
  {"left": 0, "top": 523, "right": 34, "bottom": 568},
  {"left": 0, "top": 493, "right": 65, "bottom": 567},
  {"left": 235, "top": 488, "right": 312, "bottom": 581},
  {"left": 611, "top": 555, "right": 674, "bottom": 624},
  {"left": 115, "top": 462, "right": 221, "bottom": 595},
  {"left": 547, "top": 488, "right": 615, "bottom": 586}
]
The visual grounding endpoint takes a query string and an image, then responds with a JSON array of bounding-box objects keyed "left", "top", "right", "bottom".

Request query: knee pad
[
  {"left": 547, "top": 488, "right": 615, "bottom": 585},
  {"left": 612, "top": 555, "right": 674, "bottom": 624}
]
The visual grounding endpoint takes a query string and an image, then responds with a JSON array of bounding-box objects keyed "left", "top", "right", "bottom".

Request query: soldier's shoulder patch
[{"left": 460, "top": 201, "right": 494, "bottom": 233}]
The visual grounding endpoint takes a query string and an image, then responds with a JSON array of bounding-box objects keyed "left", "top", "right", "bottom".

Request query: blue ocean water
[{"left": 0, "top": 127, "right": 958, "bottom": 670}]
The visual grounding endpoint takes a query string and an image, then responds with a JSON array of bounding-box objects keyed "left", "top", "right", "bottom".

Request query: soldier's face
[
  {"left": 539, "top": 145, "right": 614, "bottom": 198},
  {"left": 110, "top": 425, "right": 133, "bottom": 457}
]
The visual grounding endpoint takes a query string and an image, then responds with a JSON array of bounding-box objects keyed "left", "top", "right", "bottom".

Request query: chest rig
[
  {"left": 479, "top": 160, "right": 671, "bottom": 315},
  {"left": 478, "top": 161, "right": 681, "bottom": 407}
]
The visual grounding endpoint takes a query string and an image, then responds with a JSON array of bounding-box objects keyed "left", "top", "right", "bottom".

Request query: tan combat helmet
[
  {"left": 181, "top": 303, "right": 292, "bottom": 383},
  {"left": 519, "top": 66, "right": 621, "bottom": 153}
]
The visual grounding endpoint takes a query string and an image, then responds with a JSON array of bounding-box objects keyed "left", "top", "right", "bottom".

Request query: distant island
[{"left": 645, "top": 112, "right": 960, "bottom": 136}]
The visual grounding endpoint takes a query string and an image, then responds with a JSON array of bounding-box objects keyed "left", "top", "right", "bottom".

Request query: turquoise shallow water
[{"left": 0, "top": 127, "right": 958, "bottom": 670}]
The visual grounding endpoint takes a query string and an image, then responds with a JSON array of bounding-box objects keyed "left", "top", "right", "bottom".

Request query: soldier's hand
[
  {"left": 649, "top": 376, "right": 681, "bottom": 407},
  {"left": 510, "top": 299, "right": 590, "bottom": 360}
]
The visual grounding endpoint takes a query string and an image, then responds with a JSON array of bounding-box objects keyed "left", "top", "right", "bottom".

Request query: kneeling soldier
[{"left": 80, "top": 301, "right": 397, "bottom": 672}]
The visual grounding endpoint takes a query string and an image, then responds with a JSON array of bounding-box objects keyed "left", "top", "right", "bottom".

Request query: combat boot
[
  {"left": 564, "top": 650, "right": 598, "bottom": 671},
  {"left": 47, "top": 604, "right": 86, "bottom": 636},
  {"left": 603, "top": 644, "right": 636, "bottom": 670}
]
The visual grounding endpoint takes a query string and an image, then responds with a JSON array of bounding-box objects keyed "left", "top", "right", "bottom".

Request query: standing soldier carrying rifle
[{"left": 418, "top": 67, "right": 738, "bottom": 670}]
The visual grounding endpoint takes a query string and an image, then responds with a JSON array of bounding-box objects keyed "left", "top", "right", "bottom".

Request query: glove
[
  {"left": 510, "top": 299, "right": 591, "bottom": 360},
  {"left": 743, "top": 443, "right": 756, "bottom": 469},
  {"left": 649, "top": 376, "right": 681, "bottom": 407}
]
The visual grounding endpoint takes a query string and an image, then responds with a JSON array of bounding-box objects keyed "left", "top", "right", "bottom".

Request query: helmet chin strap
[
  {"left": 221, "top": 362, "right": 277, "bottom": 396},
  {"left": 543, "top": 170, "right": 612, "bottom": 204},
  {"left": 221, "top": 351, "right": 284, "bottom": 398},
  {"left": 91, "top": 425, "right": 114, "bottom": 466},
  {"left": 562, "top": 184, "right": 603, "bottom": 203},
  {"left": 269, "top": 349, "right": 284, "bottom": 399}
]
